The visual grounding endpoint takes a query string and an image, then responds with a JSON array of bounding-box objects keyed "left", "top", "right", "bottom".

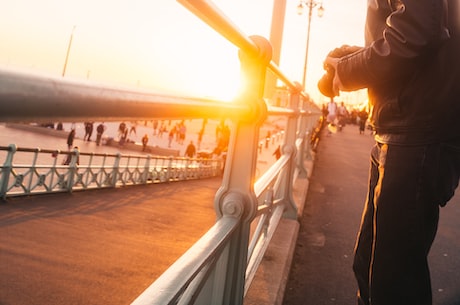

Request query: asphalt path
[
  {"left": 0, "top": 178, "right": 222, "bottom": 305},
  {"left": 283, "top": 124, "right": 460, "bottom": 305},
  {"left": 0, "top": 121, "right": 283, "bottom": 305}
]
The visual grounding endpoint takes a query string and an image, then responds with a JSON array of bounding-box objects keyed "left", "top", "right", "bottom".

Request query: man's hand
[
  {"left": 324, "top": 56, "right": 342, "bottom": 96},
  {"left": 318, "top": 45, "right": 361, "bottom": 97}
]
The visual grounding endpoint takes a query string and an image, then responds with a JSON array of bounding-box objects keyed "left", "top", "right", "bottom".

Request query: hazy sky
[{"left": 0, "top": 0, "right": 367, "bottom": 104}]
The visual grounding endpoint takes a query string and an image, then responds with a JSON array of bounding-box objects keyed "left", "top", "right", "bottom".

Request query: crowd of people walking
[
  {"left": 322, "top": 98, "right": 370, "bottom": 135},
  {"left": 61, "top": 119, "right": 234, "bottom": 158}
]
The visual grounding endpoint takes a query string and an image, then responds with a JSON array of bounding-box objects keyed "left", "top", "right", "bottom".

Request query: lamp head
[
  {"left": 296, "top": 2, "right": 304, "bottom": 15},
  {"left": 317, "top": 4, "right": 325, "bottom": 17}
]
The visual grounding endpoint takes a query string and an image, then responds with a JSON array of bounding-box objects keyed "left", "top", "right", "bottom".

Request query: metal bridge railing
[
  {"left": 131, "top": 1, "right": 322, "bottom": 305},
  {"left": 0, "top": 144, "right": 222, "bottom": 199},
  {"left": 0, "top": 0, "right": 323, "bottom": 304}
]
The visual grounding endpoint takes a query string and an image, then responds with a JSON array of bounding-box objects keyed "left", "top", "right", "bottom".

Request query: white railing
[
  {"left": 0, "top": 144, "right": 222, "bottom": 199},
  {"left": 131, "top": 1, "right": 321, "bottom": 304},
  {"left": 0, "top": 0, "right": 323, "bottom": 304}
]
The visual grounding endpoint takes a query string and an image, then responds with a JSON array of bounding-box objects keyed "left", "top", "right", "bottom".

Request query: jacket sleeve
[{"left": 337, "top": 0, "right": 450, "bottom": 91}]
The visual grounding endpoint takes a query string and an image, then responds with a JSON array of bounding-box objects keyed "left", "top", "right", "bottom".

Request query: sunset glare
[{"left": 0, "top": 0, "right": 366, "bottom": 103}]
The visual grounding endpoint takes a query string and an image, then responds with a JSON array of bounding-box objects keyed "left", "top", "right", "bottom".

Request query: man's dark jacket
[{"left": 337, "top": 0, "right": 460, "bottom": 145}]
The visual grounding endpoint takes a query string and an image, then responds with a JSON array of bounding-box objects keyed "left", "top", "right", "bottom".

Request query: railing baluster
[{"left": 0, "top": 144, "right": 16, "bottom": 199}]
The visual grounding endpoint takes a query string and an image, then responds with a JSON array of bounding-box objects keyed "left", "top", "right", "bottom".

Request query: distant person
[
  {"left": 158, "top": 124, "right": 166, "bottom": 138},
  {"left": 118, "top": 122, "right": 126, "bottom": 140},
  {"left": 63, "top": 146, "right": 80, "bottom": 165},
  {"left": 273, "top": 145, "right": 281, "bottom": 160},
  {"left": 326, "top": 98, "right": 337, "bottom": 125},
  {"left": 326, "top": 98, "right": 338, "bottom": 135},
  {"left": 67, "top": 129, "right": 76, "bottom": 150},
  {"left": 178, "top": 121, "right": 187, "bottom": 145},
  {"left": 168, "top": 128, "right": 174, "bottom": 148},
  {"left": 337, "top": 102, "right": 348, "bottom": 129},
  {"left": 197, "top": 128, "right": 204, "bottom": 150},
  {"left": 357, "top": 108, "right": 368, "bottom": 135},
  {"left": 96, "top": 122, "right": 106, "bottom": 145},
  {"left": 185, "top": 141, "right": 196, "bottom": 158},
  {"left": 84, "top": 122, "right": 94, "bottom": 141},
  {"left": 129, "top": 123, "right": 137, "bottom": 137},
  {"left": 141, "top": 134, "right": 149, "bottom": 151}
]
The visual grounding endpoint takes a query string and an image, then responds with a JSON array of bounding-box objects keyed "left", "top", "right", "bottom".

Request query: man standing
[{"left": 322, "top": 1, "right": 460, "bottom": 304}]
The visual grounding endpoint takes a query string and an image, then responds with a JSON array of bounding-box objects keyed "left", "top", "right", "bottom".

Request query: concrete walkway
[{"left": 282, "top": 124, "right": 460, "bottom": 305}]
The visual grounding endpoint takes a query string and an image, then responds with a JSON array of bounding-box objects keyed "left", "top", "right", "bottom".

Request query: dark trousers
[{"left": 354, "top": 139, "right": 460, "bottom": 305}]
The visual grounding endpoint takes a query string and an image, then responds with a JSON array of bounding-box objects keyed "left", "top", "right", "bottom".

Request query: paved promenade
[
  {"left": 1, "top": 123, "right": 459, "bottom": 305},
  {"left": 282, "top": 125, "right": 460, "bottom": 305},
  {"left": 0, "top": 121, "right": 289, "bottom": 305}
]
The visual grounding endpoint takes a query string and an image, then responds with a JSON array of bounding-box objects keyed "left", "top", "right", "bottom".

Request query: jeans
[{"left": 353, "top": 139, "right": 460, "bottom": 305}]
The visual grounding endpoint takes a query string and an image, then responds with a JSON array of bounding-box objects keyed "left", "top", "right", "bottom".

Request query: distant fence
[{"left": 0, "top": 144, "right": 222, "bottom": 199}]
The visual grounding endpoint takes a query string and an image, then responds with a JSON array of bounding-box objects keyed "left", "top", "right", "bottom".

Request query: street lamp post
[
  {"left": 62, "top": 25, "right": 76, "bottom": 77},
  {"left": 297, "top": 0, "right": 324, "bottom": 91}
]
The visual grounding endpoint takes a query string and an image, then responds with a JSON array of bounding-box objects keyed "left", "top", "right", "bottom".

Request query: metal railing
[
  {"left": 0, "top": 0, "right": 322, "bottom": 304},
  {"left": 0, "top": 145, "right": 222, "bottom": 199}
]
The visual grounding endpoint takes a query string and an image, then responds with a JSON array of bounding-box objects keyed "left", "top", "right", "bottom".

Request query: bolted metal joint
[
  {"left": 237, "top": 35, "right": 272, "bottom": 124},
  {"left": 7, "top": 144, "right": 17, "bottom": 153},
  {"left": 283, "top": 144, "right": 296, "bottom": 157},
  {"left": 219, "top": 192, "right": 246, "bottom": 219},
  {"left": 238, "top": 35, "right": 273, "bottom": 67}
]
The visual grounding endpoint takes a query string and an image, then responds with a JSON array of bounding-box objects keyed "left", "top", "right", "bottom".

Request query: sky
[{"left": 0, "top": 0, "right": 367, "bottom": 105}]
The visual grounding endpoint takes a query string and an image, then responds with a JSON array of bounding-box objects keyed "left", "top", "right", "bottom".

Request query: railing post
[
  {"left": 212, "top": 35, "right": 271, "bottom": 305},
  {"left": 112, "top": 153, "right": 121, "bottom": 187},
  {"left": 296, "top": 93, "right": 311, "bottom": 178},
  {"left": 167, "top": 157, "right": 173, "bottom": 182},
  {"left": 26, "top": 148, "right": 41, "bottom": 194},
  {"left": 278, "top": 83, "right": 302, "bottom": 219},
  {"left": 49, "top": 149, "right": 60, "bottom": 191},
  {"left": 185, "top": 157, "right": 190, "bottom": 180},
  {"left": 0, "top": 144, "right": 17, "bottom": 199},
  {"left": 67, "top": 147, "right": 80, "bottom": 193},
  {"left": 304, "top": 112, "right": 316, "bottom": 160},
  {"left": 143, "top": 155, "right": 151, "bottom": 183}
]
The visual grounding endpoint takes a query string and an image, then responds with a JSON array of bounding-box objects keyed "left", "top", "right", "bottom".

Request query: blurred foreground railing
[
  {"left": 0, "top": 145, "right": 222, "bottom": 199},
  {"left": 0, "top": 0, "right": 323, "bottom": 304},
  {"left": 131, "top": 1, "right": 321, "bottom": 305}
]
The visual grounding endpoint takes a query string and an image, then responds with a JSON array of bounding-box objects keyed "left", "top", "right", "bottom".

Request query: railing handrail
[
  {"left": 0, "top": 145, "right": 207, "bottom": 161},
  {"left": 176, "top": 0, "right": 311, "bottom": 100},
  {"left": 0, "top": 68, "right": 250, "bottom": 123}
]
